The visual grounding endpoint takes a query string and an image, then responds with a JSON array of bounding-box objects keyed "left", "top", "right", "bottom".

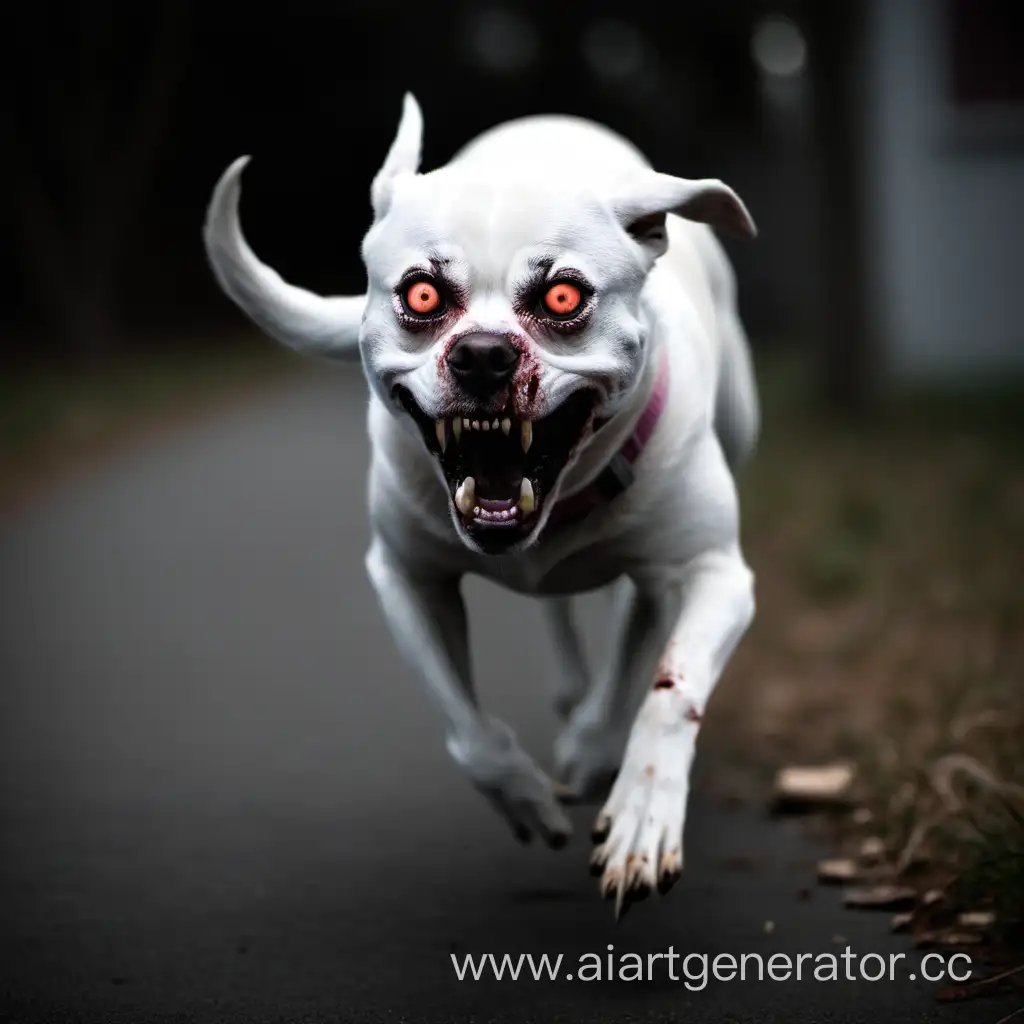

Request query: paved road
[{"left": 0, "top": 365, "right": 1008, "bottom": 1023}]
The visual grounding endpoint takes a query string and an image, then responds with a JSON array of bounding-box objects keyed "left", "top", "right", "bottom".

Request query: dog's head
[{"left": 205, "top": 95, "right": 755, "bottom": 555}]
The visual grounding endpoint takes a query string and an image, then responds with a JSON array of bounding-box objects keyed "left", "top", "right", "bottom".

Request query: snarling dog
[{"left": 204, "top": 94, "right": 759, "bottom": 916}]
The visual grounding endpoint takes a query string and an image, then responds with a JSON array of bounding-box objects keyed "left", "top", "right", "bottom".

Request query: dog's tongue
[
  {"left": 475, "top": 494, "right": 518, "bottom": 513},
  {"left": 473, "top": 467, "right": 523, "bottom": 504}
]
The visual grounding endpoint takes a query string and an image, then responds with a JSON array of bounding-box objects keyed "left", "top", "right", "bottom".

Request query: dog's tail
[{"left": 203, "top": 156, "right": 364, "bottom": 362}]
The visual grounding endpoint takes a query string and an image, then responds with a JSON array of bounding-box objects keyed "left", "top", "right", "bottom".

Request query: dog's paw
[
  {"left": 447, "top": 717, "right": 573, "bottom": 849},
  {"left": 553, "top": 707, "right": 628, "bottom": 803},
  {"left": 588, "top": 734, "right": 690, "bottom": 918}
]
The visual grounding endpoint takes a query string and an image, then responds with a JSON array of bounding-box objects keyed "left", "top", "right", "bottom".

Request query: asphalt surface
[{"left": 0, "top": 364, "right": 1013, "bottom": 1023}]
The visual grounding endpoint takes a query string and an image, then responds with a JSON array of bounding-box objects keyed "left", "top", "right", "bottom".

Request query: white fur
[{"left": 204, "top": 94, "right": 759, "bottom": 914}]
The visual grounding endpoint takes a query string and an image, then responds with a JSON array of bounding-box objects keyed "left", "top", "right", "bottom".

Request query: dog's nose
[{"left": 445, "top": 334, "right": 520, "bottom": 397}]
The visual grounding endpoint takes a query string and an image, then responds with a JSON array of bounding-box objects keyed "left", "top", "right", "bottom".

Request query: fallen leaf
[
  {"left": 843, "top": 885, "right": 917, "bottom": 910},
  {"left": 957, "top": 910, "right": 996, "bottom": 929},
  {"left": 860, "top": 836, "right": 886, "bottom": 860},
  {"left": 818, "top": 858, "right": 859, "bottom": 884},
  {"left": 914, "top": 930, "right": 983, "bottom": 949},
  {"left": 772, "top": 763, "right": 855, "bottom": 813},
  {"left": 891, "top": 911, "right": 914, "bottom": 933}
]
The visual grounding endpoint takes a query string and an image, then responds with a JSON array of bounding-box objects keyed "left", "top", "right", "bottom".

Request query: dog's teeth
[
  {"left": 455, "top": 477, "right": 476, "bottom": 516},
  {"left": 472, "top": 419, "right": 480, "bottom": 431},
  {"left": 492, "top": 419, "right": 500, "bottom": 430},
  {"left": 482, "top": 420, "right": 490, "bottom": 431},
  {"left": 435, "top": 419, "right": 446, "bottom": 452},
  {"left": 519, "top": 477, "right": 535, "bottom": 515},
  {"left": 463, "top": 417, "right": 471, "bottom": 431},
  {"left": 501, "top": 418, "right": 511, "bottom": 436},
  {"left": 521, "top": 420, "right": 533, "bottom": 453},
  {"left": 452, "top": 417, "right": 462, "bottom": 442}
]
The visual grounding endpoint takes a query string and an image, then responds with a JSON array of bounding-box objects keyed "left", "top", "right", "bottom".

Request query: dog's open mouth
[{"left": 395, "top": 388, "right": 598, "bottom": 552}]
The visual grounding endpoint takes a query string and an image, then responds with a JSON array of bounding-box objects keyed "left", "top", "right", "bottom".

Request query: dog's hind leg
[
  {"left": 693, "top": 226, "right": 760, "bottom": 472},
  {"left": 553, "top": 578, "right": 671, "bottom": 802},
  {"left": 714, "top": 309, "right": 760, "bottom": 473},
  {"left": 544, "top": 598, "right": 591, "bottom": 719}
]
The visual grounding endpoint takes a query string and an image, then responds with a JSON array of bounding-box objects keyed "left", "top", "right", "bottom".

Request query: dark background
[
  {"left": 2, "top": 0, "right": 867, "bottom": 397},
  {"left": 7, "top": 0, "right": 1023, "bottom": 406},
  {"left": 6, "top": 0, "right": 773, "bottom": 336}
]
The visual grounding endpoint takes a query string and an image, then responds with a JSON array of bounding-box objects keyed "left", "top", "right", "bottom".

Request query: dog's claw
[
  {"left": 614, "top": 884, "right": 628, "bottom": 922},
  {"left": 596, "top": 840, "right": 684, "bottom": 915},
  {"left": 657, "top": 847, "right": 684, "bottom": 893},
  {"left": 599, "top": 869, "right": 620, "bottom": 901},
  {"left": 624, "top": 854, "right": 641, "bottom": 890},
  {"left": 591, "top": 812, "right": 611, "bottom": 843},
  {"left": 513, "top": 824, "right": 533, "bottom": 845}
]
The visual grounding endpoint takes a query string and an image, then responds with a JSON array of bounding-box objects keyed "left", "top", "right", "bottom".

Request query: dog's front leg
[
  {"left": 365, "top": 537, "right": 572, "bottom": 847},
  {"left": 589, "top": 547, "right": 754, "bottom": 915}
]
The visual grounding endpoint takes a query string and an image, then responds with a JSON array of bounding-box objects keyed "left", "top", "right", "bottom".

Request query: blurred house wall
[{"left": 863, "top": 0, "right": 1024, "bottom": 383}]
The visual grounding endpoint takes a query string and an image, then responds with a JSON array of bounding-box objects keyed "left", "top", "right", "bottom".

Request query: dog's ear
[
  {"left": 370, "top": 92, "right": 424, "bottom": 220},
  {"left": 610, "top": 172, "right": 757, "bottom": 261}
]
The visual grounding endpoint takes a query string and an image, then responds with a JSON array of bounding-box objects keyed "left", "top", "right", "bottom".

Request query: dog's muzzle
[{"left": 394, "top": 378, "right": 599, "bottom": 554}]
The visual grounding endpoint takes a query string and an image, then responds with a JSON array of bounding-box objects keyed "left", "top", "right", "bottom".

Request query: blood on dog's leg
[
  {"left": 591, "top": 548, "right": 754, "bottom": 915},
  {"left": 544, "top": 597, "right": 591, "bottom": 719},
  {"left": 365, "top": 536, "right": 572, "bottom": 846}
]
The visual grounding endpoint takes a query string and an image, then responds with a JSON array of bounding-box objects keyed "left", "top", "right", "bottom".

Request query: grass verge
[{"left": 716, "top": 352, "right": 1024, "bottom": 991}]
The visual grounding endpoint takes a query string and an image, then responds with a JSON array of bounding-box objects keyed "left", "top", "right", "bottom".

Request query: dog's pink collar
[{"left": 547, "top": 347, "right": 670, "bottom": 530}]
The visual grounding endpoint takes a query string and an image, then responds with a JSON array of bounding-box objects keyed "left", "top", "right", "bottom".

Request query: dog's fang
[
  {"left": 435, "top": 419, "right": 446, "bottom": 452},
  {"left": 455, "top": 477, "right": 476, "bottom": 516},
  {"left": 519, "top": 477, "right": 535, "bottom": 515},
  {"left": 451, "top": 417, "right": 462, "bottom": 442},
  {"left": 501, "top": 418, "right": 511, "bottom": 436},
  {"left": 521, "top": 419, "right": 533, "bottom": 453}
]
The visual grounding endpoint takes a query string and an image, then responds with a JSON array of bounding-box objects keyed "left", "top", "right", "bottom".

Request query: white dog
[{"left": 204, "top": 94, "right": 759, "bottom": 916}]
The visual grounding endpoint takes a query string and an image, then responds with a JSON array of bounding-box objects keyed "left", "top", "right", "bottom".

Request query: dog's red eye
[
  {"left": 406, "top": 281, "right": 441, "bottom": 315},
  {"left": 542, "top": 282, "right": 582, "bottom": 318}
]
